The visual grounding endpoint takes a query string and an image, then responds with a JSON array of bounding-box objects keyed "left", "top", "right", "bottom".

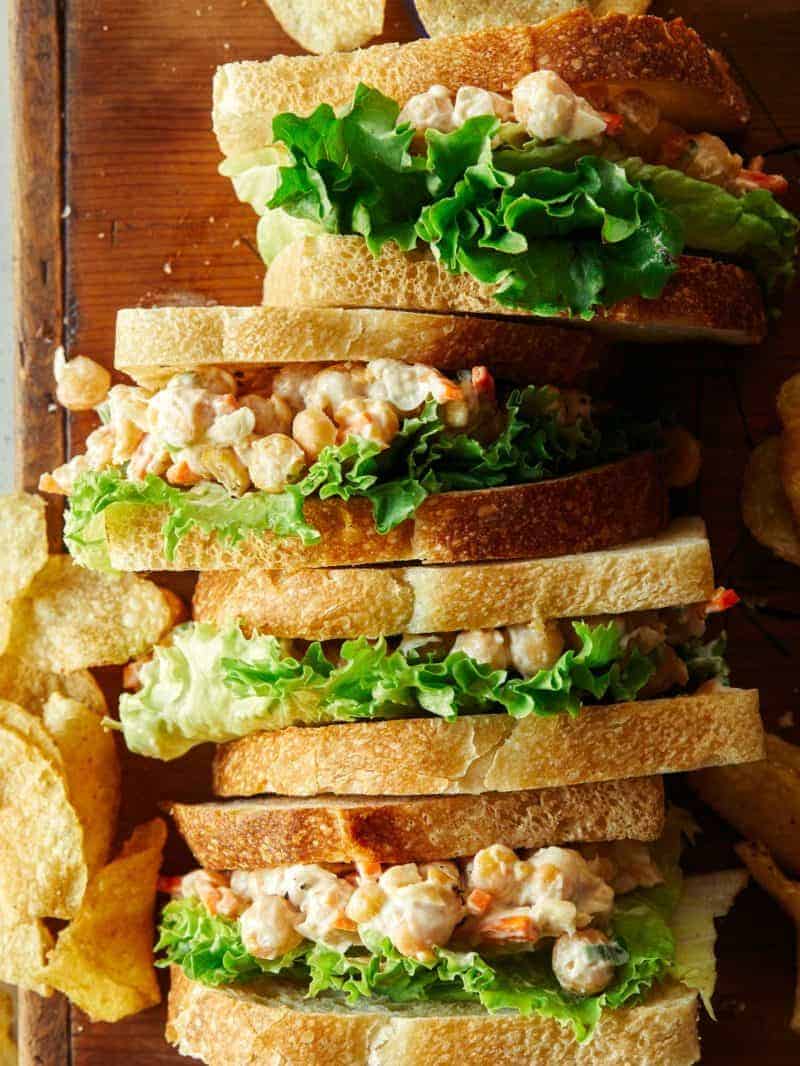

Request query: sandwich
[
  {"left": 213, "top": 11, "right": 797, "bottom": 340},
  {"left": 113, "top": 519, "right": 763, "bottom": 795},
  {"left": 159, "top": 788, "right": 747, "bottom": 1065},
  {"left": 41, "top": 306, "right": 691, "bottom": 572}
]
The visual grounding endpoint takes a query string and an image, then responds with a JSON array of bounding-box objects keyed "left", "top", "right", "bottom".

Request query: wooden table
[{"left": 10, "top": 0, "right": 800, "bottom": 1061}]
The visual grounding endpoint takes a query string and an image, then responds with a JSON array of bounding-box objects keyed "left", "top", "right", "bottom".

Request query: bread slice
[
  {"left": 212, "top": 10, "right": 748, "bottom": 157},
  {"left": 115, "top": 305, "right": 605, "bottom": 390},
  {"left": 167, "top": 968, "right": 700, "bottom": 1066},
  {"left": 212, "top": 688, "right": 763, "bottom": 798},
  {"left": 102, "top": 451, "right": 667, "bottom": 572},
  {"left": 262, "top": 239, "right": 766, "bottom": 347},
  {"left": 169, "top": 776, "right": 665, "bottom": 868},
  {"left": 192, "top": 517, "right": 713, "bottom": 639}
]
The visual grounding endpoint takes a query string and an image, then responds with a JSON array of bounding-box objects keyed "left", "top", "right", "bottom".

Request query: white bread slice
[
  {"left": 115, "top": 305, "right": 605, "bottom": 390},
  {"left": 212, "top": 688, "right": 763, "bottom": 798},
  {"left": 167, "top": 969, "right": 700, "bottom": 1066},
  {"left": 169, "top": 776, "right": 665, "bottom": 868},
  {"left": 212, "top": 10, "right": 748, "bottom": 157},
  {"left": 192, "top": 517, "right": 713, "bottom": 639},
  {"left": 102, "top": 452, "right": 667, "bottom": 572},
  {"left": 262, "top": 239, "right": 766, "bottom": 347}
]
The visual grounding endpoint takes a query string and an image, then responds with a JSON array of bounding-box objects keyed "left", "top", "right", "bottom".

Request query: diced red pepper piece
[
  {"left": 706, "top": 587, "right": 740, "bottom": 614},
  {"left": 599, "top": 111, "right": 625, "bottom": 137},
  {"left": 737, "top": 169, "right": 789, "bottom": 195}
]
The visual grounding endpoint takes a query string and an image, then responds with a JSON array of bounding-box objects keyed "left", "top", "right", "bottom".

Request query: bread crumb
[
  {"left": 97, "top": 232, "right": 105, "bottom": 239},
  {"left": 61, "top": 205, "right": 71, "bottom": 219},
  {"left": 163, "top": 261, "right": 173, "bottom": 275}
]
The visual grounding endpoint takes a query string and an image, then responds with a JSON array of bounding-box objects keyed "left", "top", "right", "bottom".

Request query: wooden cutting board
[{"left": 10, "top": 0, "right": 800, "bottom": 1061}]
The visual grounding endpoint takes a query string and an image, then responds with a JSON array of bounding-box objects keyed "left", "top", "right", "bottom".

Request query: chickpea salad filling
[
  {"left": 43, "top": 358, "right": 662, "bottom": 570},
  {"left": 156, "top": 815, "right": 733, "bottom": 1041},
  {"left": 114, "top": 590, "right": 737, "bottom": 759},
  {"left": 224, "top": 74, "right": 798, "bottom": 316}
]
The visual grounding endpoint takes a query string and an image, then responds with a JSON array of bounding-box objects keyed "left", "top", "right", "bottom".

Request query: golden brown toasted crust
[
  {"left": 169, "top": 777, "right": 665, "bottom": 868},
  {"left": 414, "top": 0, "right": 652, "bottom": 39},
  {"left": 689, "top": 734, "right": 800, "bottom": 877},
  {"left": 167, "top": 969, "right": 701, "bottom": 1066},
  {"left": 104, "top": 452, "right": 667, "bottom": 572},
  {"left": 212, "top": 10, "right": 748, "bottom": 157},
  {"left": 212, "top": 688, "right": 763, "bottom": 798},
  {"left": 742, "top": 437, "right": 800, "bottom": 566},
  {"left": 262, "top": 239, "right": 766, "bottom": 347},
  {"left": 193, "top": 517, "right": 714, "bottom": 639},
  {"left": 115, "top": 305, "right": 605, "bottom": 390}
]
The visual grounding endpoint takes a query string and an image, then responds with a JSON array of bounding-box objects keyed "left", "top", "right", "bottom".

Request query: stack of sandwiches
[{"left": 44, "top": 10, "right": 795, "bottom": 1063}]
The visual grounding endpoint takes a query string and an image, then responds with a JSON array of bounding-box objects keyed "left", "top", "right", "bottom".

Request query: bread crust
[
  {"left": 212, "top": 688, "right": 763, "bottom": 798},
  {"left": 103, "top": 453, "right": 667, "bottom": 571},
  {"left": 167, "top": 969, "right": 701, "bottom": 1066},
  {"left": 212, "top": 10, "right": 748, "bottom": 157},
  {"left": 193, "top": 517, "right": 713, "bottom": 639},
  {"left": 169, "top": 777, "right": 665, "bottom": 868},
  {"left": 115, "top": 305, "right": 605, "bottom": 390},
  {"left": 262, "top": 238, "right": 766, "bottom": 347}
]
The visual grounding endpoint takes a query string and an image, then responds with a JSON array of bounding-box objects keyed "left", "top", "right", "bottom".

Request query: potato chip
[
  {"left": 0, "top": 495, "right": 47, "bottom": 603},
  {"left": 43, "top": 819, "right": 166, "bottom": 1022},
  {"left": 5, "top": 555, "right": 180, "bottom": 672},
  {"left": 735, "top": 841, "right": 800, "bottom": 1032},
  {"left": 0, "top": 984, "right": 15, "bottom": 1066},
  {"left": 742, "top": 437, "right": 800, "bottom": 566},
  {"left": 43, "top": 695, "right": 120, "bottom": 881},
  {"left": 690, "top": 734, "right": 800, "bottom": 876},
  {"left": 0, "top": 700, "right": 62, "bottom": 768},
  {"left": 0, "top": 656, "right": 106, "bottom": 716},
  {"left": 0, "top": 724, "right": 86, "bottom": 919},
  {"left": 413, "top": 0, "right": 649, "bottom": 38},
  {"left": 0, "top": 901, "right": 53, "bottom": 997},
  {"left": 266, "top": 0, "right": 385, "bottom": 53}
]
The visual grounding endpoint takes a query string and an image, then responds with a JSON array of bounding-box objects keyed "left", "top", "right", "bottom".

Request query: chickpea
[
  {"left": 128, "top": 436, "right": 171, "bottom": 481},
  {"left": 292, "top": 407, "right": 337, "bottom": 461},
  {"left": 451, "top": 629, "right": 510, "bottom": 670},
  {"left": 336, "top": 398, "right": 400, "bottom": 448},
  {"left": 240, "top": 393, "right": 293, "bottom": 436},
  {"left": 506, "top": 620, "right": 565, "bottom": 677},
  {"left": 54, "top": 351, "right": 111, "bottom": 411},
  {"left": 467, "top": 845, "right": 519, "bottom": 899},
  {"left": 84, "top": 425, "right": 116, "bottom": 470},
  {"left": 271, "top": 365, "right": 318, "bottom": 410},
  {"left": 198, "top": 446, "right": 251, "bottom": 496},
  {"left": 305, "top": 368, "right": 361, "bottom": 414},
  {"left": 240, "top": 895, "right": 304, "bottom": 961},
  {"left": 112, "top": 419, "right": 145, "bottom": 464},
  {"left": 345, "top": 881, "right": 385, "bottom": 924},
  {"left": 108, "top": 384, "right": 151, "bottom": 432},
  {"left": 552, "top": 929, "right": 617, "bottom": 995},
  {"left": 182, "top": 367, "right": 238, "bottom": 396},
  {"left": 247, "top": 434, "right": 306, "bottom": 493},
  {"left": 39, "top": 454, "right": 90, "bottom": 495}
]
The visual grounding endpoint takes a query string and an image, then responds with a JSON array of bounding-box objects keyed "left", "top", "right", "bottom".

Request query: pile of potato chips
[{"left": 0, "top": 494, "right": 174, "bottom": 1022}]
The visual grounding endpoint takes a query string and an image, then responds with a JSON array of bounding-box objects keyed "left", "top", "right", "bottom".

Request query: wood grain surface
[{"left": 10, "top": 0, "right": 800, "bottom": 1062}]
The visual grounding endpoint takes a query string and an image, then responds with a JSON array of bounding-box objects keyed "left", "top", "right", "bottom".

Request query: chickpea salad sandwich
[
  {"left": 161, "top": 791, "right": 748, "bottom": 1065},
  {"left": 41, "top": 306, "right": 689, "bottom": 572},
  {"left": 215, "top": 12, "right": 797, "bottom": 338},
  {"left": 113, "top": 520, "right": 763, "bottom": 797}
]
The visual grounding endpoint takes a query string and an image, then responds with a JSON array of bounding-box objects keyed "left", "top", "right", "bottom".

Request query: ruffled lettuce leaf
[
  {"left": 669, "top": 870, "right": 747, "bottom": 1017},
  {"left": 66, "top": 387, "right": 657, "bottom": 569},
  {"left": 155, "top": 898, "right": 309, "bottom": 987},
  {"left": 116, "top": 618, "right": 657, "bottom": 759},
  {"left": 64, "top": 468, "right": 319, "bottom": 570},
  {"left": 268, "top": 85, "right": 683, "bottom": 318},
  {"left": 621, "top": 159, "right": 798, "bottom": 292},
  {"left": 158, "top": 887, "right": 676, "bottom": 1043}
]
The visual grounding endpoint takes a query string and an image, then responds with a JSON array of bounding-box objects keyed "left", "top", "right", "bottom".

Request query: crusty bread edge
[
  {"left": 167, "top": 969, "right": 700, "bottom": 1066},
  {"left": 169, "top": 776, "right": 666, "bottom": 868}
]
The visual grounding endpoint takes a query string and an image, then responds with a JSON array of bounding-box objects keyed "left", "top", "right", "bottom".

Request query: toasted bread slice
[
  {"left": 262, "top": 238, "right": 766, "bottom": 346},
  {"left": 169, "top": 776, "right": 665, "bottom": 868},
  {"left": 213, "top": 10, "right": 748, "bottom": 157},
  {"left": 115, "top": 305, "right": 605, "bottom": 390},
  {"left": 167, "top": 969, "right": 701, "bottom": 1066},
  {"left": 212, "top": 688, "right": 763, "bottom": 798},
  {"left": 101, "top": 451, "right": 667, "bottom": 572},
  {"left": 742, "top": 437, "right": 800, "bottom": 566},
  {"left": 193, "top": 517, "right": 712, "bottom": 639}
]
